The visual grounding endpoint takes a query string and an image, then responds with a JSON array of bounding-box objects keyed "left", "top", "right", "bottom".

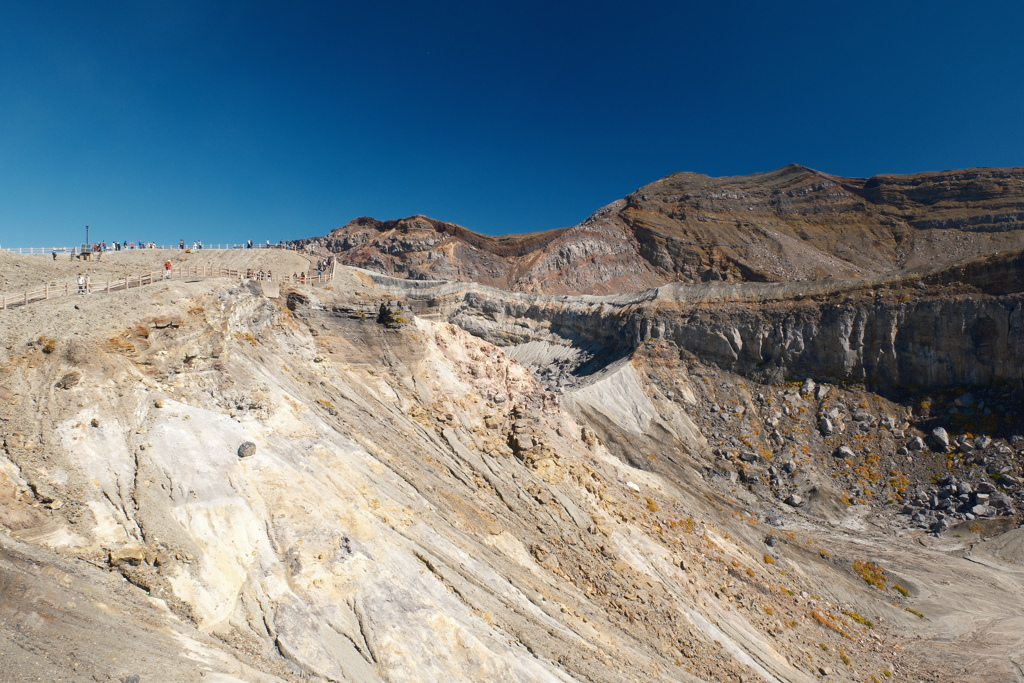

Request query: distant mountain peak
[{"left": 295, "top": 166, "right": 1024, "bottom": 294}]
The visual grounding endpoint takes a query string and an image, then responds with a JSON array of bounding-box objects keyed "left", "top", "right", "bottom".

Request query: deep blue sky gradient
[{"left": 2, "top": 1, "right": 1023, "bottom": 247}]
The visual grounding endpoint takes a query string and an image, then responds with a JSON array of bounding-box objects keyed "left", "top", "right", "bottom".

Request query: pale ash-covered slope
[
  {"left": 2, "top": 267, "right": 1022, "bottom": 682},
  {"left": 295, "top": 166, "right": 1024, "bottom": 294},
  {"left": 0, "top": 276, "right": 802, "bottom": 682}
]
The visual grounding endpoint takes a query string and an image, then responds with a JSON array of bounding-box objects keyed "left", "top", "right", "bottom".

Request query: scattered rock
[
  {"left": 511, "top": 433, "right": 535, "bottom": 452},
  {"left": 955, "top": 392, "right": 975, "bottom": 408},
  {"left": 237, "top": 441, "right": 257, "bottom": 458},
  {"left": 109, "top": 545, "right": 146, "bottom": 567},
  {"left": 55, "top": 371, "right": 81, "bottom": 389},
  {"left": 971, "top": 504, "right": 996, "bottom": 517},
  {"left": 834, "top": 445, "right": 855, "bottom": 459},
  {"left": 931, "top": 427, "right": 950, "bottom": 452}
]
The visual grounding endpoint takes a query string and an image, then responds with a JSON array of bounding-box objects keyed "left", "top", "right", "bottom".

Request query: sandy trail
[{"left": 0, "top": 248, "right": 316, "bottom": 295}]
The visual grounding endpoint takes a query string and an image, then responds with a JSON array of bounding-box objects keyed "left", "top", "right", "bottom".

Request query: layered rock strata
[{"left": 295, "top": 165, "right": 1024, "bottom": 294}]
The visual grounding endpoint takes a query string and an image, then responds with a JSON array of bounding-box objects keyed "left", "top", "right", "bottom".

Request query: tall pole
[{"left": 86, "top": 225, "right": 90, "bottom": 247}]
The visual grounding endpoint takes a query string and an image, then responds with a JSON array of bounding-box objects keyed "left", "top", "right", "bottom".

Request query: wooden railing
[{"left": 1, "top": 261, "right": 336, "bottom": 311}]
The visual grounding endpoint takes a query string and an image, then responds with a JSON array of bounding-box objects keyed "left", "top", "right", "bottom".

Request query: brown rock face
[
  {"left": 294, "top": 165, "right": 1024, "bottom": 294},
  {"left": 624, "top": 165, "right": 1024, "bottom": 282}
]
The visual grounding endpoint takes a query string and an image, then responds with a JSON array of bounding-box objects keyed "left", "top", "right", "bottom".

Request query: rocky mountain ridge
[{"left": 295, "top": 165, "right": 1024, "bottom": 294}]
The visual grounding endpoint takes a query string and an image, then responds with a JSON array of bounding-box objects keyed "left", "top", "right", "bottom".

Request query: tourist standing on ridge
[{"left": 77, "top": 274, "right": 84, "bottom": 294}]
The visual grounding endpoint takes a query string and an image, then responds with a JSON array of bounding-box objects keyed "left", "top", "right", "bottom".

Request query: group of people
[
  {"left": 315, "top": 256, "right": 333, "bottom": 276},
  {"left": 98, "top": 241, "right": 154, "bottom": 251},
  {"left": 55, "top": 240, "right": 156, "bottom": 261},
  {"left": 243, "top": 263, "right": 332, "bottom": 284},
  {"left": 177, "top": 239, "right": 271, "bottom": 250},
  {"left": 57, "top": 245, "right": 336, "bottom": 296}
]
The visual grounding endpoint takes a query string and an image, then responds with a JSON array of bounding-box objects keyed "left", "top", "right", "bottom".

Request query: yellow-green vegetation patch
[
  {"left": 852, "top": 559, "right": 888, "bottom": 589},
  {"left": 843, "top": 609, "right": 874, "bottom": 628}
]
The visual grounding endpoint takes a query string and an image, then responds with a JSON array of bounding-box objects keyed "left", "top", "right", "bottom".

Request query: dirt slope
[{"left": 0, "top": 248, "right": 312, "bottom": 295}]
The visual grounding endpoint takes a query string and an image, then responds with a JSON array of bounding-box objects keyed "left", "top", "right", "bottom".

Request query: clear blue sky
[{"left": 2, "top": 1, "right": 1023, "bottom": 248}]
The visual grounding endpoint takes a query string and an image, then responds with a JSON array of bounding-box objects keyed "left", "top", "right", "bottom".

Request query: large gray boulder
[{"left": 931, "top": 427, "right": 951, "bottom": 452}]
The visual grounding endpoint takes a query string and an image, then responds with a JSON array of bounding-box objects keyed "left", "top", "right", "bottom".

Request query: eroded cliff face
[
  {"left": 373, "top": 259, "right": 1024, "bottom": 394},
  {"left": 639, "top": 291, "right": 1024, "bottom": 391},
  {"left": 294, "top": 165, "right": 1024, "bottom": 295}
]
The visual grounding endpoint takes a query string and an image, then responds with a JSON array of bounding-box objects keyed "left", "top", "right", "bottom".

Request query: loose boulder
[
  {"left": 237, "top": 441, "right": 257, "bottom": 458},
  {"left": 834, "top": 445, "right": 856, "bottom": 459}
]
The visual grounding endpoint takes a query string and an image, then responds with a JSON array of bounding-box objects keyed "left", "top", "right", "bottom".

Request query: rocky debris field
[{"left": 0, "top": 248, "right": 1023, "bottom": 682}]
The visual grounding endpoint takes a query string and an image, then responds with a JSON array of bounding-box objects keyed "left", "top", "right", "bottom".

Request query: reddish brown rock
[{"left": 296, "top": 165, "right": 1024, "bottom": 294}]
